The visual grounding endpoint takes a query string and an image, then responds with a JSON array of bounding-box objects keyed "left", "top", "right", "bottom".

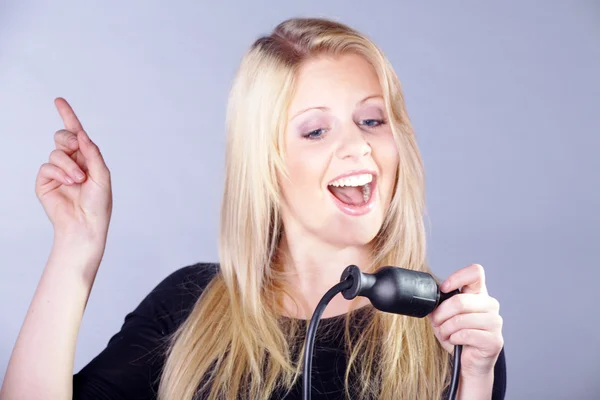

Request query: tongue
[{"left": 329, "top": 186, "right": 364, "bottom": 206}]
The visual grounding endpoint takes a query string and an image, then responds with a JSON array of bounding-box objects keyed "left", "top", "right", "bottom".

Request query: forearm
[
  {"left": 457, "top": 371, "right": 495, "bottom": 400},
  {"left": 0, "top": 239, "right": 103, "bottom": 400}
]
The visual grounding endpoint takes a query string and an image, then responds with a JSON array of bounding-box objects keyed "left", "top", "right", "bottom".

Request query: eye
[
  {"left": 360, "top": 119, "right": 386, "bottom": 128},
  {"left": 302, "top": 128, "right": 327, "bottom": 140}
]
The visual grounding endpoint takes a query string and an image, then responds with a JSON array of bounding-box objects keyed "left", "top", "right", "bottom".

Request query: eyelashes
[
  {"left": 360, "top": 118, "right": 387, "bottom": 128},
  {"left": 302, "top": 119, "right": 388, "bottom": 140},
  {"left": 303, "top": 128, "right": 327, "bottom": 140}
]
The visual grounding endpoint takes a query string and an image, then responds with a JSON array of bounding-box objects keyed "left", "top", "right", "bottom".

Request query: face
[{"left": 279, "top": 52, "right": 400, "bottom": 248}]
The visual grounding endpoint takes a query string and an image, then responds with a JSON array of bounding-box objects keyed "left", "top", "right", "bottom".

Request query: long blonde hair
[{"left": 158, "top": 17, "right": 451, "bottom": 400}]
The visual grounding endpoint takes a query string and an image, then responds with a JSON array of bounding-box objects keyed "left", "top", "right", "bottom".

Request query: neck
[{"left": 276, "top": 231, "right": 373, "bottom": 320}]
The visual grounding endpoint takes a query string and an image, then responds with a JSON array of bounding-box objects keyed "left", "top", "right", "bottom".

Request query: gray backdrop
[{"left": 1, "top": 1, "right": 598, "bottom": 399}]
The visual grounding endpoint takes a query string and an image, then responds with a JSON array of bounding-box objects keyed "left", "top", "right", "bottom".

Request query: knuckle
[
  {"left": 492, "top": 337, "right": 504, "bottom": 352},
  {"left": 497, "top": 315, "right": 503, "bottom": 329},
  {"left": 55, "top": 129, "right": 73, "bottom": 141},
  {"left": 40, "top": 162, "right": 57, "bottom": 175},
  {"left": 55, "top": 129, "right": 78, "bottom": 148},
  {"left": 473, "top": 263, "right": 485, "bottom": 277},
  {"left": 490, "top": 297, "right": 500, "bottom": 311},
  {"left": 447, "top": 330, "right": 455, "bottom": 342},
  {"left": 442, "top": 318, "right": 456, "bottom": 339},
  {"left": 438, "top": 323, "right": 447, "bottom": 338},
  {"left": 96, "top": 165, "right": 110, "bottom": 181},
  {"left": 455, "top": 295, "right": 467, "bottom": 311},
  {"left": 452, "top": 314, "right": 463, "bottom": 329},
  {"left": 37, "top": 164, "right": 48, "bottom": 179},
  {"left": 54, "top": 129, "right": 68, "bottom": 138},
  {"left": 48, "top": 149, "right": 63, "bottom": 162}
]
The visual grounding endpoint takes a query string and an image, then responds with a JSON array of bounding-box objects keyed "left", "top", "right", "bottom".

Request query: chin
[{"left": 331, "top": 217, "right": 383, "bottom": 247}]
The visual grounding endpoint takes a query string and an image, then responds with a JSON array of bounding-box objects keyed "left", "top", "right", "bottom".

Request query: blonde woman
[{"left": 2, "top": 17, "right": 506, "bottom": 400}]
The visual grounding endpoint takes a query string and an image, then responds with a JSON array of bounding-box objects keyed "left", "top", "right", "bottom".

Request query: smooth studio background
[{"left": 1, "top": 1, "right": 598, "bottom": 399}]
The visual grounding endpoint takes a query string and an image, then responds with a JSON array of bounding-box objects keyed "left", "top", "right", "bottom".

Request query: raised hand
[{"left": 35, "top": 98, "right": 113, "bottom": 246}]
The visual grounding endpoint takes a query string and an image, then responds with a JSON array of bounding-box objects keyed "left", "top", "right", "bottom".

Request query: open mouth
[{"left": 327, "top": 173, "right": 376, "bottom": 209}]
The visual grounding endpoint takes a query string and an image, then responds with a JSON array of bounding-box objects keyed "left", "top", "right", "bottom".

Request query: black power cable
[
  {"left": 302, "top": 279, "right": 353, "bottom": 400},
  {"left": 302, "top": 265, "right": 462, "bottom": 400}
]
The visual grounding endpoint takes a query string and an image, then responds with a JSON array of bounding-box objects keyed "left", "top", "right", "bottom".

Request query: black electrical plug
[{"left": 340, "top": 264, "right": 459, "bottom": 317}]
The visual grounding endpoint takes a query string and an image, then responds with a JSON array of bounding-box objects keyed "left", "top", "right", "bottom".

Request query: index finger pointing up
[{"left": 54, "top": 97, "right": 84, "bottom": 133}]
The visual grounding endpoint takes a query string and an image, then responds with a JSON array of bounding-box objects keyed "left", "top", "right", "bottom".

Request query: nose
[{"left": 335, "top": 125, "right": 371, "bottom": 160}]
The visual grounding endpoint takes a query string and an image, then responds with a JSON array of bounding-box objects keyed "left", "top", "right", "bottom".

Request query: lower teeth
[{"left": 362, "top": 183, "right": 371, "bottom": 203}]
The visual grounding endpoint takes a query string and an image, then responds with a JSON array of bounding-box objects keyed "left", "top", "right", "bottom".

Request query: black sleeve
[
  {"left": 492, "top": 346, "right": 507, "bottom": 400},
  {"left": 72, "top": 262, "right": 218, "bottom": 400}
]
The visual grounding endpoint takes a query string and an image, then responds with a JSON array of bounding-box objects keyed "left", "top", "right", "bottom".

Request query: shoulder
[
  {"left": 152, "top": 261, "right": 220, "bottom": 294},
  {"left": 129, "top": 262, "right": 220, "bottom": 335},
  {"left": 72, "top": 262, "right": 220, "bottom": 398}
]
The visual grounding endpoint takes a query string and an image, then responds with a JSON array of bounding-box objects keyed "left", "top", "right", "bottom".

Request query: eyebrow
[{"left": 290, "top": 94, "right": 384, "bottom": 120}]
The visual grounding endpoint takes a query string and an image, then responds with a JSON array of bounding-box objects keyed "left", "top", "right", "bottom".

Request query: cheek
[
  {"left": 281, "top": 144, "right": 330, "bottom": 204},
  {"left": 373, "top": 134, "right": 399, "bottom": 170},
  {"left": 372, "top": 135, "right": 399, "bottom": 195}
]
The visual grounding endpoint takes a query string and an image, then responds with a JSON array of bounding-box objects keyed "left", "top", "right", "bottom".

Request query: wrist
[
  {"left": 457, "top": 370, "right": 494, "bottom": 400},
  {"left": 51, "top": 235, "right": 106, "bottom": 267},
  {"left": 54, "top": 229, "right": 106, "bottom": 248}
]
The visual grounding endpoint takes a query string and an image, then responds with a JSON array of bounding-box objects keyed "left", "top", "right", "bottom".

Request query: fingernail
[
  {"left": 65, "top": 176, "right": 74, "bottom": 184},
  {"left": 75, "top": 171, "right": 85, "bottom": 181}
]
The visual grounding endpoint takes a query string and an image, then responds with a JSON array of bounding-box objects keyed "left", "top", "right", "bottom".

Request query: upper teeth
[{"left": 329, "top": 173, "right": 373, "bottom": 187}]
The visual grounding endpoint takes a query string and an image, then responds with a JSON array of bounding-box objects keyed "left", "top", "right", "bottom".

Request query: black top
[{"left": 73, "top": 262, "right": 506, "bottom": 399}]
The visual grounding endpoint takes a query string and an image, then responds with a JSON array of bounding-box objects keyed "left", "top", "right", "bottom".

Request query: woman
[{"left": 1, "top": 17, "right": 506, "bottom": 400}]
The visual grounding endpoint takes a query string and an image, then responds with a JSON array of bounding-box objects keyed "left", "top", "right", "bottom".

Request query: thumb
[{"left": 77, "top": 130, "right": 109, "bottom": 182}]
